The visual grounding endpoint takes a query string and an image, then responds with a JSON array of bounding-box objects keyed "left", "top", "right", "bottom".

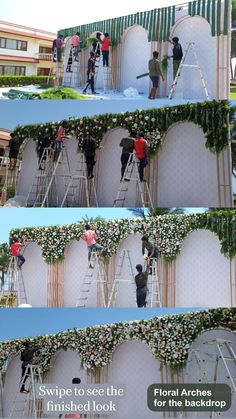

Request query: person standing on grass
[
  {"left": 82, "top": 225, "right": 104, "bottom": 268},
  {"left": 10, "top": 236, "right": 26, "bottom": 268},
  {"left": 148, "top": 51, "right": 164, "bottom": 99},
  {"left": 134, "top": 131, "right": 149, "bottom": 182},
  {"left": 101, "top": 33, "right": 112, "bottom": 67},
  {"left": 135, "top": 264, "right": 148, "bottom": 307}
]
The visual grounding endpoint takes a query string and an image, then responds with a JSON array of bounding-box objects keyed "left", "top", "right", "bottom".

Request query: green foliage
[
  {"left": 161, "top": 54, "right": 170, "bottom": 72},
  {"left": 40, "top": 88, "right": 87, "bottom": 100},
  {"left": 13, "top": 100, "right": 232, "bottom": 155},
  {"left": 0, "top": 76, "right": 48, "bottom": 87},
  {"left": 0, "top": 243, "right": 10, "bottom": 273}
]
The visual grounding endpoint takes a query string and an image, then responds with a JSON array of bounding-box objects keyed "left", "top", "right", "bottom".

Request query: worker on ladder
[
  {"left": 82, "top": 225, "right": 104, "bottom": 268},
  {"left": 10, "top": 236, "right": 26, "bottom": 269},
  {"left": 169, "top": 37, "right": 183, "bottom": 80},
  {"left": 135, "top": 264, "right": 148, "bottom": 307},
  {"left": 92, "top": 32, "right": 102, "bottom": 58},
  {"left": 72, "top": 31, "right": 81, "bottom": 61},
  {"left": 82, "top": 133, "right": 97, "bottom": 179},
  {"left": 141, "top": 235, "right": 159, "bottom": 274},
  {"left": 54, "top": 34, "right": 64, "bottom": 62},
  {"left": 37, "top": 127, "right": 52, "bottom": 170},
  {"left": 101, "top": 33, "right": 112, "bottom": 67},
  {"left": 8, "top": 132, "right": 20, "bottom": 170},
  {"left": 53, "top": 121, "right": 68, "bottom": 162},
  {"left": 134, "top": 131, "right": 149, "bottom": 182},
  {"left": 119, "top": 131, "right": 136, "bottom": 181},
  {"left": 20, "top": 341, "right": 40, "bottom": 393}
]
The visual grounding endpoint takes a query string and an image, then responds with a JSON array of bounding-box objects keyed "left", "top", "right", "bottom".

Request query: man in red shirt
[
  {"left": 101, "top": 33, "right": 112, "bottom": 67},
  {"left": 82, "top": 225, "right": 104, "bottom": 267},
  {"left": 72, "top": 32, "right": 80, "bottom": 61},
  {"left": 10, "top": 236, "right": 26, "bottom": 268},
  {"left": 134, "top": 131, "right": 149, "bottom": 182}
]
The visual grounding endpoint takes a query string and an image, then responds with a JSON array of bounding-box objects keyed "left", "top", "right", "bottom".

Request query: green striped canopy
[{"left": 58, "top": 0, "right": 230, "bottom": 47}]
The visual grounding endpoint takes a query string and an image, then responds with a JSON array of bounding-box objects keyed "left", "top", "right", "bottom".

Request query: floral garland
[
  {"left": 13, "top": 100, "right": 232, "bottom": 156},
  {"left": 10, "top": 210, "right": 236, "bottom": 264},
  {"left": 0, "top": 308, "right": 235, "bottom": 372}
]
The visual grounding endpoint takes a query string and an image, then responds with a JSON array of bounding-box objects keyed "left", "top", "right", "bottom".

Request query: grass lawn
[{"left": 230, "top": 84, "right": 236, "bottom": 99}]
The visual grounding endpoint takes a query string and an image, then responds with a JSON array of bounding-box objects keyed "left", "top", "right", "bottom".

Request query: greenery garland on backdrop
[
  {"left": 13, "top": 101, "right": 232, "bottom": 157},
  {"left": 0, "top": 308, "right": 235, "bottom": 372},
  {"left": 10, "top": 210, "right": 236, "bottom": 264}
]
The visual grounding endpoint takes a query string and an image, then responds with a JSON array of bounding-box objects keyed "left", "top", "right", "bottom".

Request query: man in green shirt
[{"left": 148, "top": 51, "right": 164, "bottom": 99}]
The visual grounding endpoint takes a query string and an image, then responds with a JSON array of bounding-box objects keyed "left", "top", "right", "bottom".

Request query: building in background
[
  {"left": 0, "top": 21, "right": 56, "bottom": 76},
  {"left": 0, "top": 128, "right": 11, "bottom": 157}
]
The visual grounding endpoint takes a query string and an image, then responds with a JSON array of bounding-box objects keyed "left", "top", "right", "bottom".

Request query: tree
[
  {"left": 80, "top": 215, "right": 105, "bottom": 223},
  {"left": 0, "top": 243, "right": 10, "bottom": 287},
  {"left": 127, "top": 208, "right": 186, "bottom": 218}
]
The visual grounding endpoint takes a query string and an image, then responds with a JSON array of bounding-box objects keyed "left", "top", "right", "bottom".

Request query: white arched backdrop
[
  {"left": 21, "top": 242, "right": 48, "bottom": 307},
  {"left": 3, "top": 355, "right": 22, "bottom": 418},
  {"left": 105, "top": 340, "right": 162, "bottom": 419},
  {"left": 96, "top": 127, "right": 137, "bottom": 207},
  {"left": 120, "top": 25, "right": 151, "bottom": 95},
  {"left": 168, "top": 16, "right": 217, "bottom": 99},
  {"left": 16, "top": 139, "right": 38, "bottom": 198},
  {"left": 184, "top": 328, "right": 236, "bottom": 418},
  {"left": 64, "top": 240, "right": 98, "bottom": 307},
  {"left": 176, "top": 230, "right": 231, "bottom": 307},
  {"left": 157, "top": 122, "right": 218, "bottom": 207}
]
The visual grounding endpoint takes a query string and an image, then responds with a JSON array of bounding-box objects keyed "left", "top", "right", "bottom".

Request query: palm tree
[
  {"left": 80, "top": 215, "right": 105, "bottom": 223},
  {"left": 0, "top": 243, "right": 10, "bottom": 288},
  {"left": 127, "top": 208, "right": 186, "bottom": 218}
]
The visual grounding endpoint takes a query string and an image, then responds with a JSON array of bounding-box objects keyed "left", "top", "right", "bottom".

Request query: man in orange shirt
[
  {"left": 101, "top": 33, "right": 112, "bottom": 67},
  {"left": 134, "top": 131, "right": 149, "bottom": 182},
  {"left": 10, "top": 236, "right": 26, "bottom": 268}
]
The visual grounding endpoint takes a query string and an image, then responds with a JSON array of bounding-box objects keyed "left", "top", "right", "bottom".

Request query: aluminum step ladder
[
  {"left": 0, "top": 153, "right": 20, "bottom": 205},
  {"left": 113, "top": 152, "right": 153, "bottom": 208},
  {"left": 9, "top": 364, "right": 43, "bottom": 418},
  {"left": 169, "top": 42, "right": 210, "bottom": 100},
  {"left": 0, "top": 256, "right": 27, "bottom": 307},
  {"left": 63, "top": 44, "right": 82, "bottom": 88},
  {"left": 61, "top": 153, "right": 98, "bottom": 207},
  {"left": 107, "top": 249, "right": 136, "bottom": 307},
  {"left": 94, "top": 43, "right": 114, "bottom": 93},
  {"left": 47, "top": 59, "right": 63, "bottom": 86},
  {"left": 26, "top": 147, "right": 54, "bottom": 207},
  {"left": 146, "top": 259, "right": 162, "bottom": 307},
  {"left": 76, "top": 252, "right": 107, "bottom": 308}
]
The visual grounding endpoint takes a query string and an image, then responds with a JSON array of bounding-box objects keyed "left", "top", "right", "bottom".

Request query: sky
[
  {"left": 0, "top": 208, "right": 137, "bottom": 243},
  {"left": 0, "top": 0, "right": 182, "bottom": 33},
  {"left": 0, "top": 307, "right": 202, "bottom": 342}
]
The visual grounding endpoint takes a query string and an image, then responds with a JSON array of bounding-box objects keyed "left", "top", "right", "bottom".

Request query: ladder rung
[{"left": 182, "top": 64, "right": 199, "bottom": 68}]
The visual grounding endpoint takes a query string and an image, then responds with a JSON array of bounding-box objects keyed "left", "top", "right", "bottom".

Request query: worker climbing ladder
[
  {"left": 76, "top": 252, "right": 107, "bottom": 307},
  {"left": 61, "top": 153, "right": 98, "bottom": 207},
  {"left": 9, "top": 365, "right": 43, "bottom": 418},
  {"left": 27, "top": 146, "right": 71, "bottom": 207},
  {"left": 63, "top": 42, "right": 82, "bottom": 88},
  {"left": 0, "top": 256, "right": 27, "bottom": 308},
  {"left": 169, "top": 42, "right": 210, "bottom": 100},
  {"left": 107, "top": 249, "right": 136, "bottom": 307},
  {"left": 94, "top": 40, "right": 114, "bottom": 93},
  {"left": 146, "top": 258, "right": 162, "bottom": 307},
  {"left": 113, "top": 153, "right": 153, "bottom": 208},
  {"left": 47, "top": 44, "right": 63, "bottom": 86}
]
